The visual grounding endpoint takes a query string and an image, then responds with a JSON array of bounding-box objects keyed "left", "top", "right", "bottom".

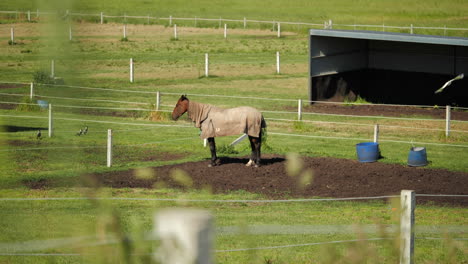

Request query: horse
[{"left": 172, "top": 95, "right": 266, "bottom": 167}]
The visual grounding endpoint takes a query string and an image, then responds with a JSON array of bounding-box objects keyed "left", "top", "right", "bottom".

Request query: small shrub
[
  {"left": 217, "top": 144, "right": 238, "bottom": 154},
  {"left": 8, "top": 40, "right": 16, "bottom": 45},
  {"left": 120, "top": 37, "right": 129, "bottom": 42},
  {"left": 33, "top": 70, "right": 55, "bottom": 84},
  {"left": 15, "top": 97, "right": 41, "bottom": 112},
  {"left": 148, "top": 111, "right": 171, "bottom": 121}
]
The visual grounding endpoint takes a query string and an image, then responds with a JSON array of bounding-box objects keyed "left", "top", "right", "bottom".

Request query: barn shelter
[{"left": 309, "top": 29, "right": 468, "bottom": 106}]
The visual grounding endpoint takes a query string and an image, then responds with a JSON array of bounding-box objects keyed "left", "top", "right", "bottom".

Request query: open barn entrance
[{"left": 309, "top": 30, "right": 468, "bottom": 106}]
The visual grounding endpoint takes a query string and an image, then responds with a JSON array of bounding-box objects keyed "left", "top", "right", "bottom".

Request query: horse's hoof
[
  {"left": 254, "top": 163, "right": 260, "bottom": 168},
  {"left": 246, "top": 159, "right": 254, "bottom": 167}
]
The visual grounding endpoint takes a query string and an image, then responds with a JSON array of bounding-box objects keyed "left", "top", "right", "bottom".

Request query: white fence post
[
  {"left": 107, "top": 129, "right": 112, "bottom": 167},
  {"left": 154, "top": 208, "right": 214, "bottom": 264},
  {"left": 48, "top": 104, "right": 53, "bottom": 137},
  {"left": 169, "top": 15, "right": 172, "bottom": 26},
  {"left": 400, "top": 190, "right": 415, "bottom": 264},
  {"left": 298, "top": 99, "right": 302, "bottom": 121},
  {"left": 51, "top": 59, "right": 55, "bottom": 78},
  {"left": 36, "top": 9, "right": 39, "bottom": 18},
  {"left": 174, "top": 24, "right": 178, "bottom": 39},
  {"left": 224, "top": 24, "right": 227, "bottom": 39},
  {"left": 373, "top": 124, "right": 379, "bottom": 143},
  {"left": 276, "top": 51, "right": 280, "bottom": 74},
  {"left": 123, "top": 24, "right": 127, "bottom": 39},
  {"left": 156, "top": 91, "right": 160, "bottom": 111},
  {"left": 244, "top": 17, "right": 246, "bottom": 29},
  {"left": 277, "top": 22, "right": 281, "bottom": 38},
  {"left": 445, "top": 105, "right": 451, "bottom": 137},
  {"left": 130, "top": 58, "right": 134, "bottom": 83},
  {"left": 10, "top": 27, "right": 14, "bottom": 43},
  {"left": 30, "top": 82, "right": 34, "bottom": 100},
  {"left": 410, "top": 24, "right": 414, "bottom": 34},
  {"left": 69, "top": 25, "right": 72, "bottom": 41},
  {"left": 205, "top": 53, "right": 209, "bottom": 77},
  {"left": 100, "top": 12, "right": 103, "bottom": 24},
  {"left": 27, "top": 10, "right": 31, "bottom": 21}
]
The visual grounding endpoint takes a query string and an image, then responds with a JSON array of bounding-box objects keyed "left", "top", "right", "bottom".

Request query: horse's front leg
[{"left": 207, "top": 137, "right": 221, "bottom": 167}]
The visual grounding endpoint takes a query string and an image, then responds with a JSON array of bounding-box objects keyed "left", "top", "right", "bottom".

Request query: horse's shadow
[{"left": 217, "top": 156, "right": 285, "bottom": 166}]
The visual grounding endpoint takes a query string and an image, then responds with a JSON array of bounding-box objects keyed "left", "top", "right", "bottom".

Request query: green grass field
[{"left": 0, "top": 0, "right": 467, "bottom": 263}]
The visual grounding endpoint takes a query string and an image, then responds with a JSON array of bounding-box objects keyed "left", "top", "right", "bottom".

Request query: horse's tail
[{"left": 260, "top": 116, "right": 267, "bottom": 140}]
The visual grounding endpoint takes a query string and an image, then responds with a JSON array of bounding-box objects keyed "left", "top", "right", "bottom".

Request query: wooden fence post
[
  {"left": 205, "top": 53, "right": 209, "bottom": 77},
  {"left": 156, "top": 91, "right": 160, "bottom": 111},
  {"left": 277, "top": 22, "right": 281, "bottom": 38},
  {"left": 154, "top": 208, "right": 214, "bottom": 264},
  {"left": 130, "top": 58, "right": 134, "bottom": 83},
  {"left": 10, "top": 27, "right": 14, "bottom": 43},
  {"left": 107, "top": 129, "right": 112, "bottom": 167},
  {"left": 51, "top": 60, "right": 55, "bottom": 78},
  {"left": 276, "top": 51, "right": 280, "bottom": 74},
  {"left": 298, "top": 99, "right": 302, "bottom": 121},
  {"left": 445, "top": 105, "right": 451, "bottom": 137},
  {"left": 373, "top": 124, "right": 379, "bottom": 143},
  {"left": 48, "top": 104, "right": 53, "bottom": 137},
  {"left": 400, "top": 190, "right": 415, "bottom": 264}
]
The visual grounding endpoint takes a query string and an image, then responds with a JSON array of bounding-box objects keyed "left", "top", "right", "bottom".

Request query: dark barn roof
[{"left": 309, "top": 29, "right": 468, "bottom": 106}]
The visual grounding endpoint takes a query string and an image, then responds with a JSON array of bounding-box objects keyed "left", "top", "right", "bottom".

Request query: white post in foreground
[
  {"left": 205, "top": 53, "right": 209, "bottom": 77},
  {"left": 277, "top": 22, "right": 281, "bottom": 38},
  {"left": 130, "top": 58, "right": 134, "bottom": 83},
  {"left": 298, "top": 99, "right": 302, "bottom": 121},
  {"left": 174, "top": 24, "right": 178, "bottom": 39},
  {"left": 10, "top": 27, "right": 14, "bottom": 43},
  {"left": 400, "top": 190, "right": 415, "bottom": 264},
  {"left": 154, "top": 208, "right": 213, "bottom": 264},
  {"left": 50, "top": 59, "right": 55, "bottom": 78},
  {"left": 100, "top": 12, "right": 103, "bottom": 24},
  {"left": 276, "top": 51, "right": 280, "bottom": 74},
  {"left": 156, "top": 91, "right": 160, "bottom": 111},
  {"left": 30, "top": 82, "right": 34, "bottom": 100},
  {"left": 48, "top": 104, "right": 53, "bottom": 137},
  {"left": 224, "top": 24, "right": 227, "bottom": 39},
  {"left": 107, "top": 129, "right": 112, "bottom": 167},
  {"left": 373, "top": 124, "right": 380, "bottom": 143},
  {"left": 446, "top": 105, "right": 451, "bottom": 137},
  {"left": 410, "top": 24, "right": 414, "bottom": 34}
]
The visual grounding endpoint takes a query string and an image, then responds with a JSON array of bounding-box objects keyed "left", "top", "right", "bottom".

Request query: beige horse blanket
[{"left": 188, "top": 101, "right": 266, "bottom": 139}]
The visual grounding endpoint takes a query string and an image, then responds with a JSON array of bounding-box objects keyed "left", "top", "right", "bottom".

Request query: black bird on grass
[
  {"left": 83, "top": 126, "right": 88, "bottom": 135},
  {"left": 76, "top": 128, "right": 83, "bottom": 136},
  {"left": 36, "top": 130, "right": 42, "bottom": 140}
]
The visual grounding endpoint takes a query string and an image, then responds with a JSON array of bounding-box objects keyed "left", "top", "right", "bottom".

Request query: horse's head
[{"left": 172, "top": 95, "right": 189, "bottom": 121}]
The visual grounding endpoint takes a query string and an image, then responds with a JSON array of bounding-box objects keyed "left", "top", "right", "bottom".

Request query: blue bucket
[
  {"left": 408, "top": 147, "right": 428, "bottom": 167},
  {"left": 37, "top": 100, "right": 48, "bottom": 109},
  {"left": 356, "top": 142, "right": 380, "bottom": 162}
]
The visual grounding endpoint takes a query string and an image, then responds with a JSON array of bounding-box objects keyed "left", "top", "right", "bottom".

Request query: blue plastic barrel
[
  {"left": 356, "top": 142, "right": 380, "bottom": 162},
  {"left": 408, "top": 147, "right": 428, "bottom": 167},
  {"left": 37, "top": 100, "right": 48, "bottom": 109}
]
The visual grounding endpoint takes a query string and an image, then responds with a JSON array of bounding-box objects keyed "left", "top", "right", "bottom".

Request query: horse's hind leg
[
  {"left": 207, "top": 137, "right": 220, "bottom": 167},
  {"left": 247, "top": 136, "right": 261, "bottom": 167}
]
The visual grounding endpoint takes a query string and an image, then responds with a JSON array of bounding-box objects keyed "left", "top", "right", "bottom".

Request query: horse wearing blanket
[{"left": 172, "top": 95, "right": 266, "bottom": 167}]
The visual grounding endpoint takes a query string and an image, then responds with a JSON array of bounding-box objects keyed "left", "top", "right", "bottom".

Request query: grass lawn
[{"left": 0, "top": 1, "right": 467, "bottom": 262}]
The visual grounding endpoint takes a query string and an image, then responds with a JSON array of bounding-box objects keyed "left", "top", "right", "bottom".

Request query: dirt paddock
[{"left": 84, "top": 154, "right": 468, "bottom": 206}]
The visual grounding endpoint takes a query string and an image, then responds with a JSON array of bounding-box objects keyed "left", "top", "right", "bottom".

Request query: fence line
[
  {"left": 2, "top": 10, "right": 468, "bottom": 34},
  {"left": 268, "top": 131, "right": 468, "bottom": 148},
  {"left": 3, "top": 81, "right": 468, "bottom": 112}
]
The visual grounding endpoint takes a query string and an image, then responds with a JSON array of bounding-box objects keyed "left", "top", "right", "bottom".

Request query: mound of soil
[{"left": 85, "top": 154, "right": 467, "bottom": 206}]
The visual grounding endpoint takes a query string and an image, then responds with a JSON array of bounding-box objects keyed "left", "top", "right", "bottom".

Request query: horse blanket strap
[{"left": 188, "top": 101, "right": 266, "bottom": 139}]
